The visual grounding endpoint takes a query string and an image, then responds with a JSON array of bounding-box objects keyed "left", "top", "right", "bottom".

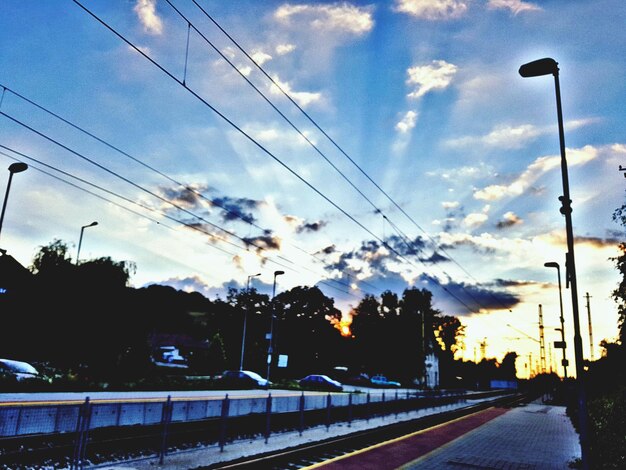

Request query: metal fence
[{"left": 0, "top": 389, "right": 473, "bottom": 468}]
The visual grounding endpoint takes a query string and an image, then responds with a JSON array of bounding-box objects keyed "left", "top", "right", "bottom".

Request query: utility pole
[
  {"left": 538, "top": 304, "right": 546, "bottom": 374},
  {"left": 480, "top": 338, "right": 487, "bottom": 361},
  {"left": 585, "top": 293, "right": 594, "bottom": 361}
]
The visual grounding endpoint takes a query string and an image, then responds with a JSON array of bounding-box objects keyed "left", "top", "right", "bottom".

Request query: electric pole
[
  {"left": 538, "top": 304, "right": 547, "bottom": 374},
  {"left": 584, "top": 293, "right": 594, "bottom": 361}
]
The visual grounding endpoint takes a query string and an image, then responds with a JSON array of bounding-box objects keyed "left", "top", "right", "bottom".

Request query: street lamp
[
  {"left": 239, "top": 272, "right": 261, "bottom": 371},
  {"left": 76, "top": 221, "right": 98, "bottom": 265},
  {"left": 544, "top": 261, "right": 568, "bottom": 378},
  {"left": 266, "top": 270, "right": 284, "bottom": 383},
  {"left": 520, "top": 57, "right": 589, "bottom": 469},
  {"left": 0, "top": 162, "right": 28, "bottom": 244}
]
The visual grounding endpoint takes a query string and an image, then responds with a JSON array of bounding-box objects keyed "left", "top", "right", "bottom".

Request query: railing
[{"left": 0, "top": 389, "right": 497, "bottom": 469}]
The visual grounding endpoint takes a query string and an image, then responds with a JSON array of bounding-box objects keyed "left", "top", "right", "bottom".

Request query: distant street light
[
  {"left": 0, "top": 162, "right": 28, "bottom": 244},
  {"left": 520, "top": 57, "right": 588, "bottom": 469},
  {"left": 239, "top": 272, "right": 261, "bottom": 371},
  {"left": 266, "top": 270, "right": 284, "bottom": 383},
  {"left": 544, "top": 261, "right": 568, "bottom": 378},
  {"left": 76, "top": 221, "right": 98, "bottom": 265}
]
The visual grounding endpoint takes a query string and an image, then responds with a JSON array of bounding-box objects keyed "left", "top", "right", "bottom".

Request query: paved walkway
[{"left": 311, "top": 402, "right": 581, "bottom": 470}]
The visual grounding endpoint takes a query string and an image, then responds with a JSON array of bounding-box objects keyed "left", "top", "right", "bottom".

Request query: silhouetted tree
[
  {"left": 434, "top": 314, "right": 465, "bottom": 387},
  {"left": 272, "top": 285, "right": 342, "bottom": 377},
  {"left": 225, "top": 287, "right": 270, "bottom": 374},
  {"left": 498, "top": 351, "right": 518, "bottom": 380}
]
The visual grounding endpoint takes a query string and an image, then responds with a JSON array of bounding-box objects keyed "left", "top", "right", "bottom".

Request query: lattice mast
[{"left": 538, "top": 304, "right": 546, "bottom": 374}]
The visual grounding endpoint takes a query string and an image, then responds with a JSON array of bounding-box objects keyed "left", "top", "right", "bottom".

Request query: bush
[{"left": 586, "top": 386, "right": 626, "bottom": 469}]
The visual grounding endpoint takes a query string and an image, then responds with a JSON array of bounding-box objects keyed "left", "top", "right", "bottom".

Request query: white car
[{"left": 0, "top": 358, "right": 39, "bottom": 381}]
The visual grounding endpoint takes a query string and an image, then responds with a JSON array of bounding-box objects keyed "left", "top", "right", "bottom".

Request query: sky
[{"left": 1, "top": 0, "right": 625, "bottom": 379}]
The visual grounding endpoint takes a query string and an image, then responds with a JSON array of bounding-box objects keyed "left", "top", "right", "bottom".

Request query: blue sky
[{"left": 1, "top": 0, "right": 625, "bottom": 378}]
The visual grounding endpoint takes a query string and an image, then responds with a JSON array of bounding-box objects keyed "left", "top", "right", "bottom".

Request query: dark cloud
[
  {"left": 242, "top": 233, "right": 281, "bottom": 253},
  {"left": 160, "top": 185, "right": 207, "bottom": 208},
  {"left": 442, "top": 205, "right": 465, "bottom": 233},
  {"left": 421, "top": 252, "right": 450, "bottom": 264},
  {"left": 325, "top": 252, "right": 355, "bottom": 273},
  {"left": 496, "top": 213, "right": 522, "bottom": 229},
  {"left": 417, "top": 274, "right": 521, "bottom": 315},
  {"left": 442, "top": 238, "right": 496, "bottom": 255},
  {"left": 158, "top": 184, "right": 262, "bottom": 225},
  {"left": 575, "top": 235, "right": 621, "bottom": 248},
  {"left": 385, "top": 234, "right": 427, "bottom": 256},
  {"left": 147, "top": 275, "right": 212, "bottom": 298},
  {"left": 317, "top": 244, "right": 337, "bottom": 255},
  {"left": 211, "top": 196, "right": 261, "bottom": 224},
  {"left": 606, "top": 229, "right": 624, "bottom": 239},
  {"left": 493, "top": 278, "right": 541, "bottom": 288},
  {"left": 322, "top": 240, "right": 389, "bottom": 276},
  {"left": 296, "top": 220, "right": 328, "bottom": 233}
]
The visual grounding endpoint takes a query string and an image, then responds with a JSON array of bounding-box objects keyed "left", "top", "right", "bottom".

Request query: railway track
[{"left": 200, "top": 393, "right": 530, "bottom": 470}]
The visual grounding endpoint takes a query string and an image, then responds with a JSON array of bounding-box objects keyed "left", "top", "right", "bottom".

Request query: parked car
[
  {"left": 299, "top": 374, "right": 343, "bottom": 391},
  {"left": 344, "top": 372, "right": 371, "bottom": 387},
  {"left": 370, "top": 375, "right": 401, "bottom": 388},
  {"left": 0, "top": 358, "right": 39, "bottom": 381},
  {"left": 217, "top": 370, "right": 270, "bottom": 389}
]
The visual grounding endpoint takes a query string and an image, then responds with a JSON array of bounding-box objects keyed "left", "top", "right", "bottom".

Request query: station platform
[{"left": 309, "top": 401, "right": 581, "bottom": 469}]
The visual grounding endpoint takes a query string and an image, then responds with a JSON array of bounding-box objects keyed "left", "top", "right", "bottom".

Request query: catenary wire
[
  {"left": 70, "top": 0, "right": 478, "bottom": 313},
  {"left": 0, "top": 145, "right": 375, "bottom": 298},
  {"left": 192, "top": 0, "right": 513, "bottom": 312},
  {"left": 0, "top": 140, "right": 357, "bottom": 298},
  {"left": 0, "top": 84, "right": 380, "bottom": 296}
]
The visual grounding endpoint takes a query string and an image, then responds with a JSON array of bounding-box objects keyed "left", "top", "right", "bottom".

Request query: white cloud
[
  {"left": 442, "top": 201, "right": 460, "bottom": 209},
  {"left": 486, "top": 0, "right": 542, "bottom": 15},
  {"left": 274, "top": 3, "right": 375, "bottom": 35},
  {"left": 406, "top": 60, "right": 458, "bottom": 99},
  {"left": 134, "top": 0, "right": 163, "bottom": 35},
  {"left": 270, "top": 76, "right": 322, "bottom": 108},
  {"left": 237, "top": 65, "right": 253, "bottom": 77},
  {"left": 445, "top": 118, "right": 598, "bottom": 150},
  {"left": 276, "top": 43, "right": 296, "bottom": 55},
  {"left": 464, "top": 212, "right": 488, "bottom": 228},
  {"left": 474, "top": 145, "right": 600, "bottom": 201},
  {"left": 393, "top": 0, "right": 469, "bottom": 20},
  {"left": 446, "top": 124, "right": 542, "bottom": 149},
  {"left": 395, "top": 110, "right": 419, "bottom": 133},
  {"left": 251, "top": 51, "right": 273, "bottom": 65}
]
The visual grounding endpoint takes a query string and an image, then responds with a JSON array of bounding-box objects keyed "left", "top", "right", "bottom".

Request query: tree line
[{"left": 0, "top": 239, "right": 518, "bottom": 388}]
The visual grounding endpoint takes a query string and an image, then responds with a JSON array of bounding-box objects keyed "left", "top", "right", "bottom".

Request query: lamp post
[
  {"left": 76, "top": 221, "right": 98, "bottom": 265},
  {"left": 239, "top": 272, "right": 261, "bottom": 371},
  {"left": 266, "top": 270, "right": 284, "bottom": 382},
  {"left": 544, "top": 261, "right": 568, "bottom": 379},
  {"left": 0, "top": 162, "right": 28, "bottom": 244},
  {"left": 520, "top": 57, "right": 588, "bottom": 469}
]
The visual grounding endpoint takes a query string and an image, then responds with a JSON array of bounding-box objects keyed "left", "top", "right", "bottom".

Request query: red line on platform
[{"left": 309, "top": 406, "right": 510, "bottom": 470}]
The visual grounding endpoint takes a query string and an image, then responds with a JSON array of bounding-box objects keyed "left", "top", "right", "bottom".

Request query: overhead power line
[
  {"left": 0, "top": 84, "right": 379, "bottom": 296},
  {"left": 0, "top": 144, "right": 355, "bottom": 297},
  {"left": 189, "top": 0, "right": 514, "bottom": 313},
  {"left": 70, "top": 0, "right": 488, "bottom": 312}
]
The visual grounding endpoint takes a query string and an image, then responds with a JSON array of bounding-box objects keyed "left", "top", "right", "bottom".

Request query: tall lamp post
[
  {"left": 544, "top": 261, "right": 568, "bottom": 378},
  {"left": 76, "top": 221, "right": 98, "bottom": 265},
  {"left": 520, "top": 57, "right": 588, "bottom": 469},
  {"left": 266, "top": 270, "right": 284, "bottom": 382},
  {"left": 239, "top": 272, "right": 261, "bottom": 371},
  {"left": 0, "top": 162, "right": 28, "bottom": 244}
]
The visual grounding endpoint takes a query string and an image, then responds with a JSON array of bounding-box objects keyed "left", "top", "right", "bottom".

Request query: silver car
[{"left": 0, "top": 358, "right": 39, "bottom": 381}]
